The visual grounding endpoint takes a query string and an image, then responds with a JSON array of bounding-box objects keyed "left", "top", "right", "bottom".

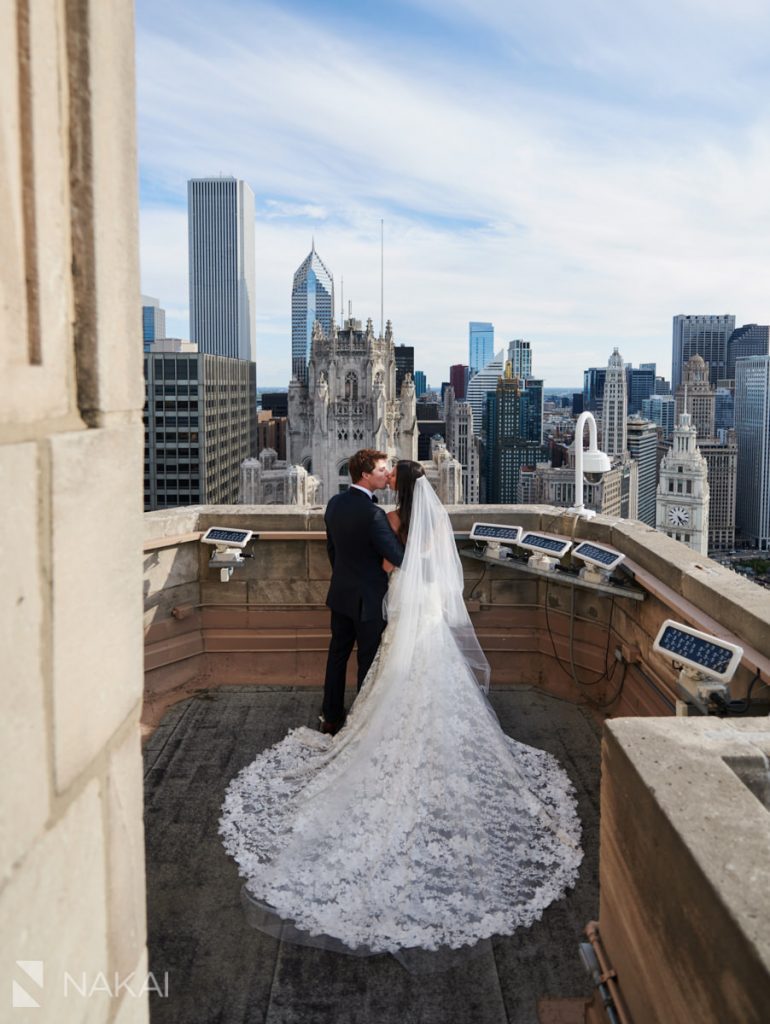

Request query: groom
[{"left": 320, "top": 449, "right": 405, "bottom": 734}]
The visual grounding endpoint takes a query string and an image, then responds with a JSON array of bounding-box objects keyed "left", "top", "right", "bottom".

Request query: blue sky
[{"left": 136, "top": 0, "right": 770, "bottom": 387}]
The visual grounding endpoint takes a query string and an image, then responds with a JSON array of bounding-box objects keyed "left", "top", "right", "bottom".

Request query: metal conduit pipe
[{"left": 581, "top": 921, "right": 632, "bottom": 1024}]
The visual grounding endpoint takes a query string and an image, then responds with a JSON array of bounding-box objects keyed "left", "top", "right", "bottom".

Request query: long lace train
[{"left": 219, "top": 482, "right": 583, "bottom": 954}]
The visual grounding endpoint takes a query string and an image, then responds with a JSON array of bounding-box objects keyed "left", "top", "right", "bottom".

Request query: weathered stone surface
[
  {"left": 0, "top": 781, "right": 109, "bottom": 1023},
  {"left": 600, "top": 718, "right": 770, "bottom": 1024},
  {"left": 107, "top": 731, "right": 148, "bottom": 980},
  {"left": 0, "top": 0, "right": 74, "bottom": 426},
  {"left": 51, "top": 425, "right": 143, "bottom": 790},
  {"left": 247, "top": 579, "right": 328, "bottom": 607},
  {"left": 88, "top": 0, "right": 143, "bottom": 416},
  {"left": 0, "top": 444, "right": 49, "bottom": 879},
  {"left": 144, "top": 543, "right": 199, "bottom": 598}
]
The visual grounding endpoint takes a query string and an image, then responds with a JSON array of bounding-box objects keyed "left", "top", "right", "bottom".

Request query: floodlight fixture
[
  {"left": 201, "top": 526, "right": 254, "bottom": 582},
  {"left": 572, "top": 541, "right": 625, "bottom": 583},
  {"left": 469, "top": 522, "right": 523, "bottom": 560},
  {"left": 653, "top": 619, "right": 744, "bottom": 715},
  {"left": 517, "top": 531, "right": 572, "bottom": 571}
]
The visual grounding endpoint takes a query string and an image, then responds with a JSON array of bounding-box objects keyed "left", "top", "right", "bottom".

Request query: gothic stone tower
[{"left": 288, "top": 317, "right": 418, "bottom": 500}]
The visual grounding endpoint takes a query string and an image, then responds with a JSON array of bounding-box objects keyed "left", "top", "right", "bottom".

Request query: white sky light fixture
[{"left": 569, "top": 411, "right": 612, "bottom": 519}]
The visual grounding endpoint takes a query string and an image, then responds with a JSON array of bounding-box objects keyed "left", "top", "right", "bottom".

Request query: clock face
[{"left": 667, "top": 505, "right": 690, "bottom": 527}]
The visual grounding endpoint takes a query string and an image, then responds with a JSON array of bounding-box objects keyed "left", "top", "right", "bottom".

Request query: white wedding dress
[{"left": 219, "top": 478, "right": 582, "bottom": 955}]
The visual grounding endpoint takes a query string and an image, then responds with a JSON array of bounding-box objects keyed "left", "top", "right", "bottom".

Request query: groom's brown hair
[{"left": 349, "top": 449, "right": 388, "bottom": 483}]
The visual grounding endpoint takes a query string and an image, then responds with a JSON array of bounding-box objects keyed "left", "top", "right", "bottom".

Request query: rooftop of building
[{"left": 143, "top": 502, "right": 770, "bottom": 1022}]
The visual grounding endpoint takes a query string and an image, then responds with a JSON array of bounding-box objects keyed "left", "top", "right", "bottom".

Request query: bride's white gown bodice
[{"left": 220, "top": 560, "right": 583, "bottom": 953}]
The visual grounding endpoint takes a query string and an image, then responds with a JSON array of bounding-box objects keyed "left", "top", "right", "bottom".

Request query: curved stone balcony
[{"left": 143, "top": 505, "right": 770, "bottom": 1023}]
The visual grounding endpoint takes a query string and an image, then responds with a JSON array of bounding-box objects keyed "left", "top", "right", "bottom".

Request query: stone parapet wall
[
  {"left": 598, "top": 718, "right": 770, "bottom": 1022},
  {"left": 143, "top": 504, "right": 770, "bottom": 731}
]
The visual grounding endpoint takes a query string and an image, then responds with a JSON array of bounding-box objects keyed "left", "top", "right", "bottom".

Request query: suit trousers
[{"left": 322, "top": 608, "right": 386, "bottom": 723}]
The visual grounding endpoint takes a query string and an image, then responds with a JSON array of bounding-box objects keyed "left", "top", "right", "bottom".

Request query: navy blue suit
[{"left": 322, "top": 487, "right": 405, "bottom": 722}]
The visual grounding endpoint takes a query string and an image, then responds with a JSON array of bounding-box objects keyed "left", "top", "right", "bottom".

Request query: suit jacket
[{"left": 325, "top": 487, "right": 405, "bottom": 621}]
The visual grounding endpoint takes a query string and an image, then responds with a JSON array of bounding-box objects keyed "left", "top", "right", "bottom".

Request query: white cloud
[{"left": 136, "top": 0, "right": 770, "bottom": 386}]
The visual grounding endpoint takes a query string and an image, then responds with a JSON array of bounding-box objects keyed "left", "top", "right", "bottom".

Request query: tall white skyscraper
[
  {"left": 507, "top": 339, "right": 532, "bottom": 380},
  {"left": 671, "top": 314, "right": 735, "bottom": 395},
  {"left": 602, "top": 348, "right": 628, "bottom": 457},
  {"left": 469, "top": 322, "right": 494, "bottom": 374},
  {"left": 291, "top": 243, "right": 334, "bottom": 384},
  {"left": 466, "top": 350, "right": 504, "bottom": 437},
  {"left": 735, "top": 355, "right": 770, "bottom": 549},
  {"left": 188, "top": 177, "right": 256, "bottom": 361}
]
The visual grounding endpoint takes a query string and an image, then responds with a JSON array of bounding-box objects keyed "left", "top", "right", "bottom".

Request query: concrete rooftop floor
[{"left": 143, "top": 686, "right": 602, "bottom": 1024}]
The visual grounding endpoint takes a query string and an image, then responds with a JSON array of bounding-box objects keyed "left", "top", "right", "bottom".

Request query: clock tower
[{"left": 656, "top": 410, "right": 709, "bottom": 554}]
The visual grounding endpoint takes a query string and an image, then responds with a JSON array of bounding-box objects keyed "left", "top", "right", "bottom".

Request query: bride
[{"left": 219, "top": 461, "right": 583, "bottom": 955}]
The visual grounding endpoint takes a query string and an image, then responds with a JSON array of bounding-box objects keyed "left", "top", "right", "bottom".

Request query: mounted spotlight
[
  {"left": 517, "top": 531, "right": 572, "bottom": 571},
  {"left": 572, "top": 541, "right": 625, "bottom": 584},
  {"left": 201, "top": 527, "right": 254, "bottom": 583},
  {"left": 569, "top": 411, "right": 612, "bottom": 519},
  {"left": 652, "top": 619, "right": 743, "bottom": 716},
  {"left": 469, "top": 523, "right": 523, "bottom": 560}
]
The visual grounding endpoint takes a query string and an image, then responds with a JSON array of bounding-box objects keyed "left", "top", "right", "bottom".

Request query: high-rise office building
[
  {"left": 449, "top": 363, "right": 469, "bottom": 400},
  {"left": 714, "top": 388, "right": 734, "bottom": 434},
  {"left": 583, "top": 367, "right": 606, "bottom": 413},
  {"left": 413, "top": 370, "right": 427, "bottom": 398},
  {"left": 507, "top": 339, "right": 532, "bottom": 380},
  {"left": 671, "top": 314, "right": 735, "bottom": 394},
  {"left": 143, "top": 340, "right": 256, "bottom": 510},
  {"left": 141, "top": 295, "right": 166, "bottom": 350},
  {"left": 291, "top": 242, "right": 334, "bottom": 384},
  {"left": 188, "top": 177, "right": 256, "bottom": 361},
  {"left": 466, "top": 351, "right": 504, "bottom": 437},
  {"left": 484, "top": 368, "right": 547, "bottom": 503},
  {"left": 626, "top": 363, "right": 655, "bottom": 414},
  {"left": 735, "top": 356, "right": 770, "bottom": 549},
  {"left": 727, "top": 324, "right": 769, "bottom": 382},
  {"left": 654, "top": 376, "right": 671, "bottom": 395},
  {"left": 675, "top": 354, "right": 715, "bottom": 439},
  {"left": 602, "top": 348, "right": 627, "bottom": 457},
  {"left": 469, "top": 322, "right": 494, "bottom": 374},
  {"left": 699, "top": 433, "right": 737, "bottom": 552},
  {"left": 395, "top": 345, "right": 415, "bottom": 396},
  {"left": 627, "top": 417, "right": 658, "bottom": 526},
  {"left": 444, "top": 387, "right": 479, "bottom": 503},
  {"left": 642, "top": 395, "right": 676, "bottom": 440}
]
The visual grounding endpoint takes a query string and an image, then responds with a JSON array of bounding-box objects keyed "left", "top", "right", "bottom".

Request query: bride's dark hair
[{"left": 394, "top": 460, "right": 425, "bottom": 544}]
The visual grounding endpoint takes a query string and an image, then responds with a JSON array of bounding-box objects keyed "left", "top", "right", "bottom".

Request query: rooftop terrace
[{"left": 142, "top": 504, "right": 770, "bottom": 1023}]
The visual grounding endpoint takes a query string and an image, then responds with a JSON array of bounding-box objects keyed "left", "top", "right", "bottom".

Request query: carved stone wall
[{"left": 0, "top": 3, "right": 147, "bottom": 1020}]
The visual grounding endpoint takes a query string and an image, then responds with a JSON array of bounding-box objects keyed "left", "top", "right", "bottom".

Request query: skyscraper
[
  {"left": 507, "top": 339, "right": 532, "bottom": 380},
  {"left": 143, "top": 340, "right": 256, "bottom": 510},
  {"left": 583, "top": 367, "right": 606, "bottom": 413},
  {"left": 626, "top": 363, "right": 655, "bottom": 414},
  {"left": 395, "top": 345, "right": 415, "bottom": 396},
  {"left": 656, "top": 411, "right": 710, "bottom": 555},
  {"left": 188, "top": 177, "right": 256, "bottom": 361},
  {"left": 484, "top": 368, "right": 547, "bottom": 503},
  {"left": 449, "top": 363, "right": 469, "bottom": 400},
  {"left": 466, "top": 350, "right": 504, "bottom": 437},
  {"left": 727, "top": 324, "right": 769, "bottom": 382},
  {"left": 141, "top": 295, "right": 166, "bottom": 350},
  {"left": 671, "top": 314, "right": 735, "bottom": 394},
  {"left": 627, "top": 417, "right": 658, "bottom": 526},
  {"left": 735, "top": 355, "right": 770, "bottom": 549},
  {"left": 413, "top": 370, "right": 427, "bottom": 398},
  {"left": 291, "top": 242, "right": 334, "bottom": 384},
  {"left": 675, "top": 355, "right": 715, "bottom": 439},
  {"left": 469, "top": 322, "right": 494, "bottom": 374},
  {"left": 642, "top": 395, "right": 676, "bottom": 440},
  {"left": 602, "top": 348, "right": 627, "bottom": 457}
]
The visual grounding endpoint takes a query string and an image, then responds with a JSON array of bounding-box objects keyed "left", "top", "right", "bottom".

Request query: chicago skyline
[{"left": 136, "top": 1, "right": 770, "bottom": 387}]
